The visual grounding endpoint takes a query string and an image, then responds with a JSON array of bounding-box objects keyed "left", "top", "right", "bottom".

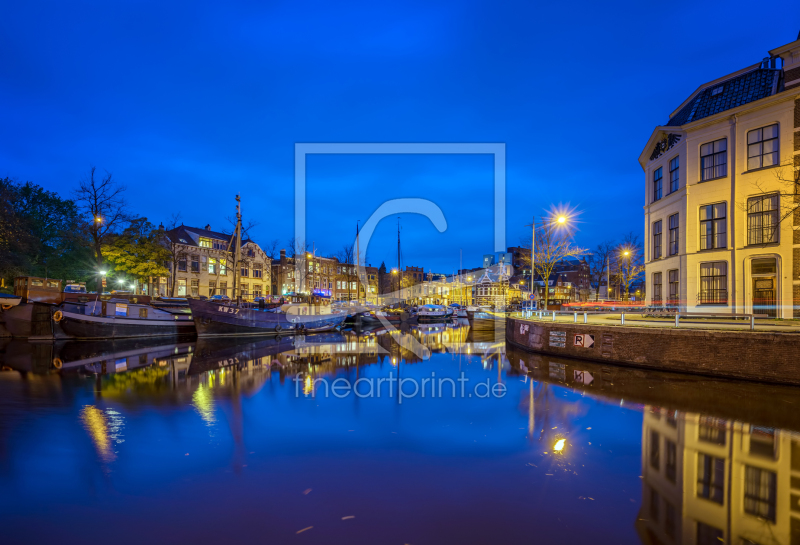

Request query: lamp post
[
  {"left": 531, "top": 214, "right": 568, "bottom": 310},
  {"left": 392, "top": 269, "right": 398, "bottom": 305}
]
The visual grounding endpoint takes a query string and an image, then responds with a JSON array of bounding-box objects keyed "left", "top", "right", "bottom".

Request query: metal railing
[{"left": 516, "top": 310, "right": 769, "bottom": 330}]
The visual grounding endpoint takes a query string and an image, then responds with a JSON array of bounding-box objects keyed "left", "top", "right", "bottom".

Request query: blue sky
[{"left": 2, "top": 0, "right": 799, "bottom": 270}]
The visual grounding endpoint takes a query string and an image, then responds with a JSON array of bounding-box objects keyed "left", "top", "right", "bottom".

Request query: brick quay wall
[{"left": 506, "top": 317, "right": 800, "bottom": 386}]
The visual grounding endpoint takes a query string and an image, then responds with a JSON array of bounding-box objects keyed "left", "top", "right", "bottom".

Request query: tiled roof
[
  {"left": 166, "top": 225, "right": 253, "bottom": 247},
  {"left": 667, "top": 68, "right": 781, "bottom": 127}
]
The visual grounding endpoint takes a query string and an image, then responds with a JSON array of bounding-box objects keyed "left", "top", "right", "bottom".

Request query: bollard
[
  {"left": 574, "top": 312, "right": 578, "bottom": 323},
  {"left": 750, "top": 315, "right": 755, "bottom": 331},
  {"left": 675, "top": 314, "right": 680, "bottom": 328},
  {"left": 621, "top": 312, "right": 625, "bottom": 325},
  {"left": 552, "top": 311, "right": 556, "bottom": 322},
  {"left": 583, "top": 312, "right": 587, "bottom": 324}
]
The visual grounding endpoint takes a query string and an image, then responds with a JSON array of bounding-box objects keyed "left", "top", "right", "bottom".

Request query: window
[
  {"left": 219, "top": 281, "right": 227, "bottom": 296},
  {"left": 668, "top": 270, "right": 679, "bottom": 306},
  {"left": 191, "top": 258, "right": 199, "bottom": 273},
  {"left": 744, "top": 466, "right": 776, "bottom": 521},
  {"left": 650, "top": 487, "right": 660, "bottom": 521},
  {"left": 747, "top": 124, "right": 778, "bottom": 170},
  {"left": 191, "top": 279, "right": 199, "bottom": 297},
  {"left": 178, "top": 259, "right": 187, "bottom": 272},
  {"left": 666, "top": 440, "right": 677, "bottom": 483},
  {"left": 650, "top": 220, "right": 662, "bottom": 260},
  {"left": 199, "top": 237, "right": 212, "bottom": 248},
  {"left": 665, "top": 501, "right": 676, "bottom": 539},
  {"left": 696, "top": 522, "right": 723, "bottom": 545},
  {"left": 213, "top": 241, "right": 227, "bottom": 250},
  {"left": 697, "top": 453, "right": 725, "bottom": 504},
  {"left": 253, "top": 264, "right": 263, "bottom": 278},
  {"left": 241, "top": 267, "right": 249, "bottom": 277},
  {"left": 208, "top": 258, "right": 216, "bottom": 274},
  {"left": 254, "top": 284, "right": 262, "bottom": 297},
  {"left": 669, "top": 156, "right": 679, "bottom": 193},
  {"left": 699, "top": 203, "right": 726, "bottom": 250},
  {"left": 699, "top": 416, "right": 727, "bottom": 445},
  {"left": 240, "top": 283, "right": 249, "bottom": 297},
  {"left": 750, "top": 426, "right": 776, "bottom": 458},
  {"left": 699, "top": 262, "right": 727, "bottom": 304},
  {"left": 747, "top": 194, "right": 779, "bottom": 245},
  {"left": 177, "top": 278, "right": 187, "bottom": 296},
  {"left": 220, "top": 259, "right": 227, "bottom": 275},
  {"left": 700, "top": 138, "right": 727, "bottom": 180},
  {"left": 653, "top": 168, "right": 663, "bottom": 201},
  {"left": 668, "top": 214, "right": 679, "bottom": 255},
  {"left": 650, "top": 430, "right": 660, "bottom": 470},
  {"left": 653, "top": 272, "right": 663, "bottom": 305}
]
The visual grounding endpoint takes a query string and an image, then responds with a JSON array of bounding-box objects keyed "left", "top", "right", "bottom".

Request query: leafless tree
[
  {"left": 263, "top": 238, "right": 281, "bottom": 260},
  {"left": 157, "top": 214, "right": 194, "bottom": 297},
  {"left": 738, "top": 160, "right": 799, "bottom": 236},
  {"left": 518, "top": 218, "right": 587, "bottom": 309},
  {"left": 73, "top": 166, "right": 131, "bottom": 269},
  {"left": 587, "top": 240, "right": 615, "bottom": 301},
  {"left": 612, "top": 232, "right": 645, "bottom": 301}
]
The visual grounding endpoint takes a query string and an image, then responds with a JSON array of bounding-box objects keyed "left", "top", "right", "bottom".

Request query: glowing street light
[
  {"left": 94, "top": 217, "right": 102, "bottom": 223},
  {"left": 553, "top": 438, "right": 566, "bottom": 452},
  {"left": 557, "top": 216, "right": 567, "bottom": 224}
]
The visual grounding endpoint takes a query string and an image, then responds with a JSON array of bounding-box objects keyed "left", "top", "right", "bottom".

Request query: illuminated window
[
  {"left": 699, "top": 203, "right": 726, "bottom": 250},
  {"left": 700, "top": 138, "right": 727, "bottom": 180},
  {"left": 199, "top": 237, "right": 212, "bottom": 248},
  {"left": 747, "top": 194, "right": 779, "bottom": 245},
  {"left": 747, "top": 124, "right": 778, "bottom": 170},
  {"left": 699, "top": 262, "right": 727, "bottom": 305}
]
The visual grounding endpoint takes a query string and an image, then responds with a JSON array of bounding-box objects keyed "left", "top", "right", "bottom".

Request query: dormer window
[{"left": 711, "top": 86, "right": 724, "bottom": 96}]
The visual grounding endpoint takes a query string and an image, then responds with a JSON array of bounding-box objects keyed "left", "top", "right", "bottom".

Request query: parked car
[{"left": 209, "top": 294, "right": 231, "bottom": 302}]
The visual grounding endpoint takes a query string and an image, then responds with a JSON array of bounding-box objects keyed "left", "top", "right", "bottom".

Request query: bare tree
[
  {"left": 613, "top": 232, "right": 645, "bottom": 301},
  {"left": 587, "top": 240, "right": 615, "bottom": 301},
  {"left": 157, "top": 214, "right": 193, "bottom": 297},
  {"left": 264, "top": 238, "right": 281, "bottom": 261},
  {"left": 336, "top": 244, "right": 356, "bottom": 300},
  {"left": 738, "top": 160, "right": 799, "bottom": 236},
  {"left": 73, "top": 166, "right": 131, "bottom": 269},
  {"left": 518, "top": 218, "right": 587, "bottom": 309}
]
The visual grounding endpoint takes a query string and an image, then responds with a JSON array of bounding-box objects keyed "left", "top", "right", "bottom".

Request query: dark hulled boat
[
  {"left": 55, "top": 299, "right": 195, "bottom": 339},
  {"left": 188, "top": 298, "right": 347, "bottom": 337}
]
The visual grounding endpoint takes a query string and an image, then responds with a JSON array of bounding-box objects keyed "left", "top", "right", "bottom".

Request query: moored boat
[
  {"left": 417, "top": 304, "right": 449, "bottom": 323},
  {"left": 188, "top": 298, "right": 347, "bottom": 337},
  {"left": 55, "top": 299, "right": 195, "bottom": 339}
]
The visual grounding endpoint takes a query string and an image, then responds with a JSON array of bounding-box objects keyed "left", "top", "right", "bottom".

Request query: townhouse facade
[
  {"left": 161, "top": 224, "right": 271, "bottom": 299},
  {"left": 640, "top": 405, "right": 800, "bottom": 545},
  {"left": 641, "top": 33, "right": 800, "bottom": 318},
  {"left": 270, "top": 249, "right": 379, "bottom": 302}
]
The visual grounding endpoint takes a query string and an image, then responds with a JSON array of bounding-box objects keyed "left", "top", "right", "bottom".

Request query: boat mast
[
  {"left": 397, "top": 217, "right": 401, "bottom": 305},
  {"left": 355, "top": 221, "right": 360, "bottom": 304},
  {"left": 233, "top": 194, "right": 242, "bottom": 304}
]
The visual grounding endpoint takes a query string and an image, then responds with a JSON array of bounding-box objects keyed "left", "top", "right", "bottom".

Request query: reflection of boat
[
  {"left": 417, "top": 304, "right": 450, "bottom": 323},
  {"left": 188, "top": 335, "right": 297, "bottom": 375},
  {"left": 448, "top": 303, "right": 468, "bottom": 318},
  {"left": 470, "top": 309, "right": 507, "bottom": 331},
  {"left": 189, "top": 298, "right": 348, "bottom": 336},
  {"left": 55, "top": 299, "right": 195, "bottom": 339}
]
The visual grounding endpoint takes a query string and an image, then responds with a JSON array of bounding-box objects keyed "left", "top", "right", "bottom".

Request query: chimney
[
  {"left": 280, "top": 249, "right": 286, "bottom": 261},
  {"left": 205, "top": 224, "right": 211, "bottom": 230}
]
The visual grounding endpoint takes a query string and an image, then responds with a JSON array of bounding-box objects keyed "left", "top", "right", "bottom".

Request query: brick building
[{"left": 162, "top": 224, "right": 270, "bottom": 299}]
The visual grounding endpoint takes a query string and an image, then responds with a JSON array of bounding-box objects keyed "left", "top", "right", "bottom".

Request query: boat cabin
[{"left": 14, "top": 277, "right": 62, "bottom": 304}]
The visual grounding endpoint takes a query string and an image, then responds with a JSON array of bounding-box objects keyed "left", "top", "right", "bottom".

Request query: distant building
[
  {"left": 641, "top": 32, "right": 800, "bottom": 317},
  {"left": 163, "top": 224, "right": 270, "bottom": 299}
]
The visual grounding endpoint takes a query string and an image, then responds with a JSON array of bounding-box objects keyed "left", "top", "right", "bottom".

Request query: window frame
[
  {"left": 652, "top": 220, "right": 662, "bottom": 260},
  {"left": 669, "top": 155, "right": 679, "bottom": 193},
  {"left": 699, "top": 203, "right": 727, "bottom": 250},
  {"left": 746, "top": 123, "right": 779, "bottom": 171},
  {"left": 700, "top": 138, "right": 728, "bottom": 181},
  {"left": 653, "top": 167, "right": 663, "bottom": 202},
  {"left": 744, "top": 465, "right": 776, "bottom": 522},
  {"left": 746, "top": 194, "right": 779, "bottom": 246},
  {"left": 652, "top": 272, "right": 663, "bottom": 305},
  {"left": 668, "top": 269, "right": 679, "bottom": 306},
  {"left": 668, "top": 213, "right": 679, "bottom": 255},
  {"left": 697, "top": 453, "right": 725, "bottom": 504},
  {"left": 699, "top": 261, "right": 728, "bottom": 305}
]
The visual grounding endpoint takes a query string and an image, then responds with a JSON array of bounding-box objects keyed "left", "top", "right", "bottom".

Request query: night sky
[{"left": 3, "top": 1, "right": 799, "bottom": 271}]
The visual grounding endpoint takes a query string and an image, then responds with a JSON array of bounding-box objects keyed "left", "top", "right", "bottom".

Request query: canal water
[{"left": 1, "top": 322, "right": 799, "bottom": 544}]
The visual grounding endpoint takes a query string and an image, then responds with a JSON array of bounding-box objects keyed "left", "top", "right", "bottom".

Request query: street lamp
[{"left": 531, "top": 212, "right": 571, "bottom": 310}]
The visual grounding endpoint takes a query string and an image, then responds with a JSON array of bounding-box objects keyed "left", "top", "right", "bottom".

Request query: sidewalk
[{"left": 511, "top": 312, "right": 800, "bottom": 333}]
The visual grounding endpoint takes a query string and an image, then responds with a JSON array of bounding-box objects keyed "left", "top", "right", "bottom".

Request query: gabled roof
[
  {"left": 666, "top": 68, "right": 781, "bottom": 127},
  {"left": 166, "top": 225, "right": 253, "bottom": 247}
]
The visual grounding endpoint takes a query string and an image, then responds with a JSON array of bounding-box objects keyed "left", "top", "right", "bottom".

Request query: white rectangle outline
[{"left": 294, "top": 143, "right": 506, "bottom": 256}]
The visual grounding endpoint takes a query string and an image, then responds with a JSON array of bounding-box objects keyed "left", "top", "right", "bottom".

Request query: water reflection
[
  {"left": 509, "top": 348, "right": 800, "bottom": 545},
  {"left": 2, "top": 324, "right": 800, "bottom": 544}
]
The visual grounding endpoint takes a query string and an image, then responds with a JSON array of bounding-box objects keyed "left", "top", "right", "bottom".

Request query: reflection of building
[
  {"left": 639, "top": 405, "right": 800, "bottom": 545},
  {"left": 641, "top": 33, "right": 800, "bottom": 317}
]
